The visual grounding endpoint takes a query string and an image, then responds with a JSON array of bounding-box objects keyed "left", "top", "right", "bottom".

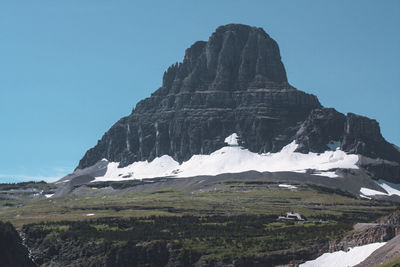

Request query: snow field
[
  {"left": 94, "top": 133, "right": 359, "bottom": 182},
  {"left": 300, "top": 242, "right": 386, "bottom": 267}
]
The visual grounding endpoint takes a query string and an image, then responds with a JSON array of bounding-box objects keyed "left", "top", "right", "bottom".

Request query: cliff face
[
  {"left": 77, "top": 24, "right": 321, "bottom": 169},
  {"left": 76, "top": 24, "right": 400, "bottom": 183}
]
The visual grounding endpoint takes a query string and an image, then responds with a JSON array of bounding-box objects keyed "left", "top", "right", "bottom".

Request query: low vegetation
[
  {"left": 0, "top": 180, "right": 396, "bottom": 227},
  {"left": 0, "top": 179, "right": 399, "bottom": 265},
  {"left": 23, "top": 215, "right": 353, "bottom": 265}
]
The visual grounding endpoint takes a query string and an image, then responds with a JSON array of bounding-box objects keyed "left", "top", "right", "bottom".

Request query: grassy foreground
[
  {"left": 1, "top": 179, "right": 399, "bottom": 265},
  {"left": 0, "top": 180, "right": 397, "bottom": 227}
]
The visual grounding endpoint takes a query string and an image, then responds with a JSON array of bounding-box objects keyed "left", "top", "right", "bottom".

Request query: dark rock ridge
[
  {"left": 0, "top": 221, "right": 37, "bottom": 267},
  {"left": 294, "top": 108, "right": 346, "bottom": 153},
  {"left": 77, "top": 24, "right": 400, "bottom": 182},
  {"left": 295, "top": 109, "right": 400, "bottom": 182},
  {"left": 295, "top": 109, "right": 400, "bottom": 163}
]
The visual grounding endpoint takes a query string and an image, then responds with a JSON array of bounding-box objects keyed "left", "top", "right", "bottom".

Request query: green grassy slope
[
  {"left": 1, "top": 179, "right": 398, "bottom": 266},
  {"left": 0, "top": 180, "right": 396, "bottom": 227}
]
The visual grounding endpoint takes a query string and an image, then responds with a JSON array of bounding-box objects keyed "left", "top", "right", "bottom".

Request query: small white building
[{"left": 278, "top": 212, "right": 304, "bottom": 221}]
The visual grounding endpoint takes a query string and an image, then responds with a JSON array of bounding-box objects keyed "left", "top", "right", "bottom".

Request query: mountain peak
[
  {"left": 213, "top": 23, "right": 268, "bottom": 38},
  {"left": 76, "top": 24, "right": 399, "bottom": 185},
  {"left": 158, "top": 24, "right": 288, "bottom": 96}
]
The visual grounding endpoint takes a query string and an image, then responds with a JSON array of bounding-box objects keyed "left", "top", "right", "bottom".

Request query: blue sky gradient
[{"left": 1, "top": 0, "right": 399, "bottom": 182}]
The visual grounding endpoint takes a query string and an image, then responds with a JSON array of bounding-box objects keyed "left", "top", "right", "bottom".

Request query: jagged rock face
[
  {"left": 342, "top": 113, "right": 400, "bottom": 163},
  {"left": 295, "top": 109, "right": 400, "bottom": 161},
  {"left": 77, "top": 24, "right": 321, "bottom": 169},
  {"left": 377, "top": 210, "right": 400, "bottom": 226},
  {"left": 295, "top": 109, "right": 400, "bottom": 182},
  {"left": 157, "top": 24, "right": 287, "bottom": 95},
  {"left": 77, "top": 23, "right": 400, "bottom": 184},
  {"left": 331, "top": 225, "right": 397, "bottom": 252},
  {"left": 295, "top": 108, "right": 346, "bottom": 153},
  {"left": 342, "top": 114, "right": 400, "bottom": 183}
]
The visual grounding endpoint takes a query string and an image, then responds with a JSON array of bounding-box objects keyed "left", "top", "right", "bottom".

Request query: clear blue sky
[{"left": 1, "top": 0, "right": 399, "bottom": 182}]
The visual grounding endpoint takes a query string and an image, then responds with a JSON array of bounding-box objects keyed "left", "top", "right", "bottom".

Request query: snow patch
[
  {"left": 377, "top": 180, "right": 400, "bottom": 196},
  {"left": 86, "top": 213, "right": 95, "bottom": 216},
  {"left": 300, "top": 242, "right": 386, "bottom": 267},
  {"left": 360, "top": 194, "right": 372, "bottom": 200},
  {"left": 313, "top": 171, "right": 338, "bottom": 178},
  {"left": 95, "top": 156, "right": 180, "bottom": 182},
  {"left": 93, "top": 133, "right": 359, "bottom": 182},
  {"left": 360, "top": 180, "right": 400, "bottom": 197},
  {"left": 224, "top": 133, "right": 239, "bottom": 146},
  {"left": 45, "top": 194, "right": 54, "bottom": 198},
  {"left": 278, "top": 184, "right": 297, "bottom": 189},
  {"left": 360, "top": 187, "right": 387, "bottom": 196}
]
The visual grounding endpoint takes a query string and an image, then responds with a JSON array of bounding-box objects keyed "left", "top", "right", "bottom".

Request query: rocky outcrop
[
  {"left": 294, "top": 109, "right": 400, "bottom": 182},
  {"left": 331, "top": 225, "right": 397, "bottom": 251},
  {"left": 342, "top": 113, "right": 400, "bottom": 163},
  {"left": 295, "top": 108, "right": 345, "bottom": 153},
  {"left": 295, "top": 109, "right": 400, "bottom": 159},
  {"left": 333, "top": 211, "right": 400, "bottom": 266},
  {"left": 298, "top": 210, "right": 400, "bottom": 266},
  {"left": 0, "top": 221, "right": 36, "bottom": 267},
  {"left": 343, "top": 114, "right": 400, "bottom": 182},
  {"left": 358, "top": 156, "right": 400, "bottom": 184},
  {"left": 377, "top": 210, "right": 400, "bottom": 226}
]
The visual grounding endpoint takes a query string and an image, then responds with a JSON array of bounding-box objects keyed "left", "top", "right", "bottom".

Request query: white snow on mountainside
[
  {"left": 378, "top": 180, "right": 400, "bottom": 196},
  {"left": 360, "top": 180, "right": 400, "bottom": 197},
  {"left": 93, "top": 133, "right": 359, "bottom": 182},
  {"left": 300, "top": 242, "right": 386, "bottom": 267},
  {"left": 360, "top": 188, "right": 388, "bottom": 196},
  {"left": 224, "top": 133, "right": 239, "bottom": 146}
]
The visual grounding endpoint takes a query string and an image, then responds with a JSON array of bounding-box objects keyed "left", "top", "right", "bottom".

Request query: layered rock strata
[{"left": 76, "top": 24, "right": 400, "bottom": 182}]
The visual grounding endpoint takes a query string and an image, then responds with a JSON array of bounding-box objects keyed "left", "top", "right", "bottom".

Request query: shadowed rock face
[
  {"left": 295, "top": 108, "right": 346, "bottom": 153},
  {"left": 295, "top": 109, "right": 400, "bottom": 182},
  {"left": 77, "top": 24, "right": 321, "bottom": 169},
  {"left": 158, "top": 24, "right": 288, "bottom": 95},
  {"left": 0, "top": 221, "right": 37, "bottom": 267},
  {"left": 295, "top": 109, "right": 400, "bottom": 162},
  {"left": 76, "top": 24, "right": 400, "bottom": 183},
  {"left": 342, "top": 113, "right": 400, "bottom": 163}
]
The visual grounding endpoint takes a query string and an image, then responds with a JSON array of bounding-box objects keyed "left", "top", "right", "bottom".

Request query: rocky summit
[{"left": 77, "top": 23, "right": 400, "bottom": 183}]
